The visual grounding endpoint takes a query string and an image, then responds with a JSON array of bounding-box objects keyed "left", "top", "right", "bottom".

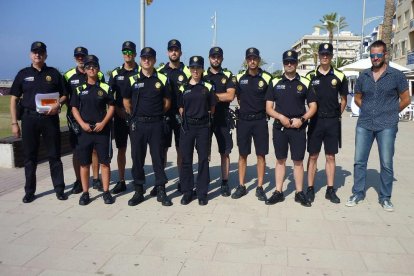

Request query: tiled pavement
[{"left": 1, "top": 112, "right": 413, "bottom": 275}]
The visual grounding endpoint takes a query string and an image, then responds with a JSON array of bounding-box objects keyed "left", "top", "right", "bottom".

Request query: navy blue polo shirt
[
  {"left": 203, "top": 67, "right": 236, "bottom": 120},
  {"left": 63, "top": 67, "right": 105, "bottom": 103},
  {"left": 108, "top": 63, "right": 139, "bottom": 107},
  {"left": 265, "top": 73, "right": 316, "bottom": 118},
  {"left": 236, "top": 68, "right": 272, "bottom": 115},
  {"left": 178, "top": 80, "right": 216, "bottom": 118},
  {"left": 306, "top": 66, "right": 348, "bottom": 115},
  {"left": 10, "top": 64, "right": 67, "bottom": 110},
  {"left": 355, "top": 65, "right": 409, "bottom": 131},
  {"left": 70, "top": 82, "right": 114, "bottom": 124},
  {"left": 124, "top": 70, "right": 171, "bottom": 117}
]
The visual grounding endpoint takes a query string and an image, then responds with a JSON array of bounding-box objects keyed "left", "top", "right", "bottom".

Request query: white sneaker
[
  {"left": 381, "top": 200, "right": 394, "bottom": 212},
  {"left": 345, "top": 195, "right": 363, "bottom": 207}
]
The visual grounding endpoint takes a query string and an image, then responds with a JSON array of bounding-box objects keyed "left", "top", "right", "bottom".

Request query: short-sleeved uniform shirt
[
  {"left": 355, "top": 65, "right": 409, "bottom": 131},
  {"left": 306, "top": 66, "right": 348, "bottom": 116},
  {"left": 158, "top": 62, "right": 191, "bottom": 114},
  {"left": 10, "top": 64, "right": 66, "bottom": 110},
  {"left": 63, "top": 67, "right": 105, "bottom": 106},
  {"left": 265, "top": 73, "right": 316, "bottom": 117},
  {"left": 70, "top": 82, "right": 114, "bottom": 124},
  {"left": 178, "top": 80, "right": 216, "bottom": 119},
  {"left": 236, "top": 68, "right": 273, "bottom": 115},
  {"left": 203, "top": 67, "right": 236, "bottom": 124},
  {"left": 124, "top": 70, "right": 171, "bottom": 118},
  {"left": 108, "top": 63, "right": 139, "bottom": 108}
]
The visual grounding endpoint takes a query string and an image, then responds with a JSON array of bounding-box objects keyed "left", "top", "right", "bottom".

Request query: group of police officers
[{"left": 10, "top": 39, "right": 348, "bottom": 207}]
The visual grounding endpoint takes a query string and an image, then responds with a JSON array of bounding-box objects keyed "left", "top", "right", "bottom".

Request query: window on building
[
  {"left": 404, "top": 10, "right": 409, "bottom": 27},
  {"left": 401, "top": 40, "right": 406, "bottom": 56},
  {"left": 397, "top": 16, "right": 402, "bottom": 30}
]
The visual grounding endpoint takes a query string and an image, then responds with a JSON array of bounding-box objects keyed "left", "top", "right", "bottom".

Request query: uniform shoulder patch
[
  {"left": 64, "top": 68, "right": 76, "bottom": 80},
  {"left": 157, "top": 72, "right": 168, "bottom": 85},
  {"left": 99, "top": 82, "right": 110, "bottom": 93},
  {"left": 299, "top": 76, "right": 310, "bottom": 88}
]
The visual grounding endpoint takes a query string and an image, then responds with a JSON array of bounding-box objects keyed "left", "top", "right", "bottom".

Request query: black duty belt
[
  {"left": 135, "top": 116, "right": 163, "bottom": 122},
  {"left": 317, "top": 111, "right": 339, "bottom": 118},
  {"left": 23, "top": 108, "right": 52, "bottom": 117},
  {"left": 239, "top": 112, "right": 266, "bottom": 121},
  {"left": 186, "top": 116, "right": 209, "bottom": 125}
]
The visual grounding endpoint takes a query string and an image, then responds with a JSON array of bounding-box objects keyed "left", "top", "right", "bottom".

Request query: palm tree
[
  {"left": 334, "top": 57, "right": 352, "bottom": 68},
  {"left": 316, "top": 12, "right": 348, "bottom": 44},
  {"left": 241, "top": 59, "right": 267, "bottom": 70},
  {"left": 381, "top": 0, "right": 395, "bottom": 61},
  {"left": 300, "top": 43, "right": 320, "bottom": 69}
]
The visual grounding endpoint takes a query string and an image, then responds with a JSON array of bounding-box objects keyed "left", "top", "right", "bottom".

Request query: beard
[
  {"left": 211, "top": 62, "right": 222, "bottom": 70},
  {"left": 169, "top": 56, "right": 179, "bottom": 63},
  {"left": 372, "top": 59, "right": 385, "bottom": 69}
]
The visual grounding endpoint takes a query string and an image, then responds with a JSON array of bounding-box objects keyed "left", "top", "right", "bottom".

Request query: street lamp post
[
  {"left": 211, "top": 11, "right": 217, "bottom": 47},
  {"left": 140, "top": 0, "right": 145, "bottom": 50}
]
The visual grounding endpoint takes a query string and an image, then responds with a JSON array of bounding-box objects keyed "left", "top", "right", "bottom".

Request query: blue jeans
[{"left": 352, "top": 126, "right": 398, "bottom": 203}]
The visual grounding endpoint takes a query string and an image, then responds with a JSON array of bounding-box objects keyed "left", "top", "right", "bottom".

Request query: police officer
[
  {"left": 109, "top": 41, "right": 139, "bottom": 194},
  {"left": 305, "top": 43, "right": 348, "bottom": 204},
  {"left": 203, "top": 47, "right": 236, "bottom": 196},
  {"left": 9, "top": 41, "right": 67, "bottom": 203},
  {"left": 157, "top": 39, "right": 191, "bottom": 194},
  {"left": 123, "top": 47, "right": 173, "bottom": 207},
  {"left": 71, "top": 55, "right": 115, "bottom": 205},
  {"left": 232, "top": 47, "right": 271, "bottom": 201},
  {"left": 178, "top": 56, "right": 216, "bottom": 206},
  {"left": 64, "top": 46, "right": 106, "bottom": 193},
  {"left": 265, "top": 50, "right": 317, "bottom": 206}
]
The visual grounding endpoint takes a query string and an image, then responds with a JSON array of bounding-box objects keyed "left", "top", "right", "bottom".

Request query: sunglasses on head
[
  {"left": 122, "top": 50, "right": 135, "bottom": 55},
  {"left": 370, "top": 53, "right": 384, "bottom": 59}
]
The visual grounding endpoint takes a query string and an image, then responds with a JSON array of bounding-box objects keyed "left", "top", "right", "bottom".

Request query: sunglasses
[
  {"left": 122, "top": 50, "right": 135, "bottom": 55},
  {"left": 283, "top": 60, "right": 297, "bottom": 65},
  {"left": 370, "top": 53, "right": 384, "bottom": 59},
  {"left": 85, "top": 64, "right": 98, "bottom": 70},
  {"left": 32, "top": 50, "right": 46, "bottom": 56}
]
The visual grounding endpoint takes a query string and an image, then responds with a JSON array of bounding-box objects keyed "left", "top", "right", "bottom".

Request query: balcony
[
  {"left": 407, "top": 50, "right": 414, "bottom": 65},
  {"left": 411, "top": 19, "right": 414, "bottom": 31}
]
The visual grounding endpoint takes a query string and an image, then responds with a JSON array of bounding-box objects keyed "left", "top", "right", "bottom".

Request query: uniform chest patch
[
  {"left": 135, "top": 82, "right": 144, "bottom": 89},
  {"left": 258, "top": 80, "right": 264, "bottom": 88},
  {"left": 155, "top": 82, "right": 161, "bottom": 89},
  {"left": 331, "top": 79, "right": 337, "bottom": 86},
  {"left": 117, "top": 76, "right": 125, "bottom": 81},
  {"left": 70, "top": 79, "right": 80, "bottom": 85},
  {"left": 276, "top": 84, "right": 286, "bottom": 90},
  {"left": 312, "top": 79, "right": 320, "bottom": 86},
  {"left": 183, "top": 89, "right": 191, "bottom": 95},
  {"left": 24, "top": 76, "right": 34, "bottom": 82},
  {"left": 81, "top": 90, "right": 89, "bottom": 95},
  {"left": 97, "top": 90, "right": 104, "bottom": 97},
  {"left": 45, "top": 75, "right": 52, "bottom": 82},
  {"left": 240, "top": 79, "right": 248, "bottom": 85},
  {"left": 221, "top": 78, "right": 227, "bottom": 84},
  {"left": 297, "top": 85, "right": 303, "bottom": 92},
  {"left": 178, "top": 75, "right": 184, "bottom": 82}
]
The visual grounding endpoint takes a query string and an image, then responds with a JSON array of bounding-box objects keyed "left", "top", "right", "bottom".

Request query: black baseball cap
[
  {"left": 31, "top": 41, "right": 46, "bottom": 52},
  {"left": 209, "top": 47, "right": 223, "bottom": 57},
  {"left": 319, "top": 43, "right": 334, "bottom": 55},
  {"left": 189, "top": 56, "right": 204, "bottom": 68},
  {"left": 140, "top": 47, "right": 156, "bottom": 58},
  {"left": 83, "top": 55, "right": 99, "bottom": 67},
  {"left": 74, "top": 46, "right": 88, "bottom": 57},
  {"left": 167, "top": 39, "right": 181, "bottom": 50},
  {"left": 282, "top": 50, "right": 298, "bottom": 62},
  {"left": 245, "top": 47, "right": 260, "bottom": 58},
  {"left": 122, "top": 41, "right": 136, "bottom": 52}
]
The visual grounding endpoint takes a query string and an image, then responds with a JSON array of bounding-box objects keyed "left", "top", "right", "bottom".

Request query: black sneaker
[
  {"left": 156, "top": 186, "right": 173, "bottom": 206},
  {"left": 180, "top": 193, "right": 193, "bottom": 205},
  {"left": 255, "top": 186, "right": 267, "bottom": 201},
  {"left": 198, "top": 198, "right": 208, "bottom": 206},
  {"left": 79, "top": 192, "right": 90, "bottom": 206},
  {"left": 295, "top": 191, "right": 311, "bottom": 207},
  {"left": 22, "top": 193, "right": 35, "bottom": 203},
  {"left": 149, "top": 186, "right": 158, "bottom": 197},
  {"left": 220, "top": 181, "right": 231, "bottom": 197},
  {"left": 231, "top": 185, "right": 247, "bottom": 199},
  {"left": 92, "top": 178, "right": 103, "bottom": 191},
  {"left": 306, "top": 186, "right": 315, "bottom": 203},
  {"left": 112, "top": 180, "right": 126, "bottom": 194},
  {"left": 102, "top": 191, "right": 114, "bottom": 204},
  {"left": 265, "top": 191, "right": 285, "bottom": 205},
  {"left": 128, "top": 191, "right": 145, "bottom": 206},
  {"left": 325, "top": 187, "right": 340, "bottom": 204},
  {"left": 71, "top": 180, "right": 83, "bottom": 194},
  {"left": 56, "top": 192, "right": 68, "bottom": 201}
]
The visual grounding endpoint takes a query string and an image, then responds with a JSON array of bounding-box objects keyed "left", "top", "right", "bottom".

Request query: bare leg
[
  {"left": 325, "top": 154, "right": 336, "bottom": 187},
  {"left": 275, "top": 159, "right": 286, "bottom": 192},
  {"left": 117, "top": 147, "right": 127, "bottom": 181},
  {"left": 257, "top": 155, "right": 266, "bottom": 187},
  {"left": 307, "top": 153, "right": 319, "bottom": 187},
  {"left": 221, "top": 153, "right": 230, "bottom": 180},
  {"left": 73, "top": 151, "right": 81, "bottom": 181},
  {"left": 293, "top": 160, "right": 304, "bottom": 192},
  {"left": 238, "top": 155, "right": 248, "bottom": 186},
  {"left": 92, "top": 149, "right": 100, "bottom": 180},
  {"left": 101, "top": 163, "right": 111, "bottom": 192},
  {"left": 80, "top": 165, "right": 90, "bottom": 192}
]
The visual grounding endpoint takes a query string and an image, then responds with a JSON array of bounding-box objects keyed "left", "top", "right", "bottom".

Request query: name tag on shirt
[
  {"left": 71, "top": 79, "right": 80, "bottom": 85},
  {"left": 24, "top": 76, "right": 34, "bottom": 81}
]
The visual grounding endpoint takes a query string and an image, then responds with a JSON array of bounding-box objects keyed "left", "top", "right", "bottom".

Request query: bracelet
[{"left": 11, "top": 122, "right": 18, "bottom": 125}]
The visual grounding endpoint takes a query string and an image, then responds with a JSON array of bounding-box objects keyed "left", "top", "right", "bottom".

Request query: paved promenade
[{"left": 1, "top": 112, "right": 413, "bottom": 275}]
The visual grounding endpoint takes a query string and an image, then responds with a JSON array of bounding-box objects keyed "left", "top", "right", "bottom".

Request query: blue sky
[{"left": 0, "top": 0, "right": 384, "bottom": 79}]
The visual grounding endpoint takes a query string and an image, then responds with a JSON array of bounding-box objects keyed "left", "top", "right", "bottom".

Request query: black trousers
[
  {"left": 21, "top": 112, "right": 65, "bottom": 195},
  {"left": 179, "top": 125, "right": 210, "bottom": 200},
  {"left": 129, "top": 120, "right": 168, "bottom": 188}
]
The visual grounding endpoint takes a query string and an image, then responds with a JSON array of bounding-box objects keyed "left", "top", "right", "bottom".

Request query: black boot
[
  {"left": 112, "top": 180, "right": 127, "bottom": 194},
  {"left": 156, "top": 186, "right": 173, "bottom": 206},
  {"left": 325, "top": 186, "right": 340, "bottom": 204},
  {"left": 128, "top": 185, "right": 145, "bottom": 206}
]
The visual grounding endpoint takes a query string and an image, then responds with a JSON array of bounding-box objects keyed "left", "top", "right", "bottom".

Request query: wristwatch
[{"left": 300, "top": 117, "right": 306, "bottom": 123}]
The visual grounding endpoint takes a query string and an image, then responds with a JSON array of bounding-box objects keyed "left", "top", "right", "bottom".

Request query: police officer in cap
[
  {"left": 10, "top": 41, "right": 68, "bottom": 203},
  {"left": 123, "top": 47, "right": 173, "bottom": 207},
  {"left": 232, "top": 47, "right": 272, "bottom": 201},
  {"left": 157, "top": 39, "right": 191, "bottom": 194},
  {"left": 178, "top": 56, "right": 216, "bottom": 206},
  {"left": 64, "top": 46, "right": 106, "bottom": 194},
  {"left": 71, "top": 55, "right": 115, "bottom": 205},
  {"left": 109, "top": 41, "right": 139, "bottom": 194},
  {"left": 265, "top": 50, "right": 317, "bottom": 206},
  {"left": 305, "top": 43, "right": 348, "bottom": 204},
  {"left": 203, "top": 46, "right": 236, "bottom": 196}
]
